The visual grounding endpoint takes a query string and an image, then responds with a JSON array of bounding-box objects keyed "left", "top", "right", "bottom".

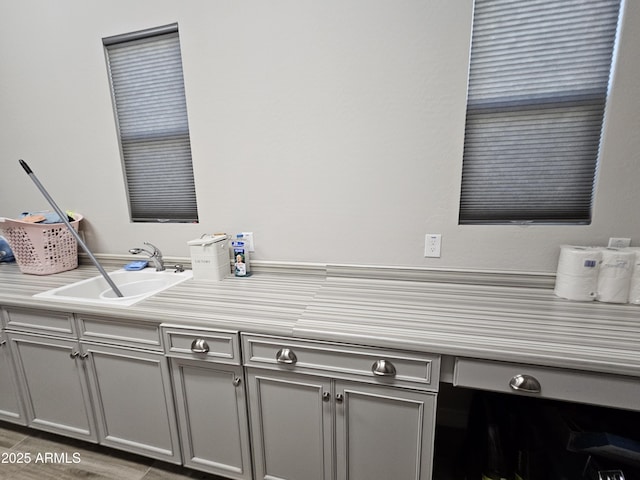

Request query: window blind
[
  {"left": 104, "top": 24, "right": 198, "bottom": 223},
  {"left": 459, "top": 0, "right": 621, "bottom": 224}
]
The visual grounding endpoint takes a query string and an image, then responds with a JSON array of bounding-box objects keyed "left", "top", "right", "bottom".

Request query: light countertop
[{"left": 1, "top": 262, "right": 639, "bottom": 379}]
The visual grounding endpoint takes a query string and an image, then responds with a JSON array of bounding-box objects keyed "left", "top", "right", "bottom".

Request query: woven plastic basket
[{"left": 0, "top": 214, "right": 83, "bottom": 275}]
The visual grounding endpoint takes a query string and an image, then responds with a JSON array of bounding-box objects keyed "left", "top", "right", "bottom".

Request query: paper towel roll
[
  {"left": 554, "top": 246, "right": 601, "bottom": 301},
  {"left": 556, "top": 246, "right": 602, "bottom": 275},
  {"left": 626, "top": 249, "right": 640, "bottom": 304},
  {"left": 596, "top": 249, "right": 635, "bottom": 303}
]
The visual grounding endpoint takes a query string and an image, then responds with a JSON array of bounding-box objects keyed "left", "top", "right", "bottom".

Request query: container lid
[{"left": 188, "top": 234, "right": 227, "bottom": 246}]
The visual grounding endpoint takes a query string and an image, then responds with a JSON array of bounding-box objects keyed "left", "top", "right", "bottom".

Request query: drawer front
[
  {"left": 454, "top": 358, "right": 640, "bottom": 411},
  {"left": 162, "top": 325, "right": 240, "bottom": 365},
  {"left": 2, "top": 307, "right": 75, "bottom": 336},
  {"left": 242, "top": 334, "right": 439, "bottom": 391},
  {"left": 77, "top": 315, "right": 162, "bottom": 351}
]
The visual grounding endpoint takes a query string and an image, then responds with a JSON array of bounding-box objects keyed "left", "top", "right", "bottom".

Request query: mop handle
[{"left": 19, "top": 160, "right": 124, "bottom": 298}]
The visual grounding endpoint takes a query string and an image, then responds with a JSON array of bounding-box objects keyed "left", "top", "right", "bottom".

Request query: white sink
[{"left": 34, "top": 268, "right": 193, "bottom": 307}]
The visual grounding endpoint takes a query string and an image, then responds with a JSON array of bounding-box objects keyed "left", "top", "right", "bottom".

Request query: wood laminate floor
[{"left": 0, "top": 422, "right": 226, "bottom": 480}]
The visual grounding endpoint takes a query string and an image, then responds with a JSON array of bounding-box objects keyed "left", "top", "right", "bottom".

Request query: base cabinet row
[{"left": 1, "top": 308, "right": 439, "bottom": 480}]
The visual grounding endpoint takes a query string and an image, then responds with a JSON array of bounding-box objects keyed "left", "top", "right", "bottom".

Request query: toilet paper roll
[
  {"left": 626, "top": 249, "right": 640, "bottom": 304},
  {"left": 554, "top": 246, "right": 601, "bottom": 301},
  {"left": 596, "top": 249, "right": 635, "bottom": 303}
]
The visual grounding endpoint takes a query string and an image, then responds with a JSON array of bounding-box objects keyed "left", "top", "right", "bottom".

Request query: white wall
[{"left": 1, "top": 0, "right": 639, "bottom": 273}]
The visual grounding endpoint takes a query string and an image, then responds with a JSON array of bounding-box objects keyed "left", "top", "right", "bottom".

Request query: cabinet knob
[
  {"left": 190, "top": 338, "right": 210, "bottom": 353},
  {"left": 233, "top": 377, "right": 242, "bottom": 387},
  {"left": 80, "top": 352, "right": 89, "bottom": 359},
  {"left": 509, "top": 374, "right": 541, "bottom": 394},
  {"left": 322, "top": 392, "right": 331, "bottom": 402},
  {"left": 335, "top": 393, "right": 344, "bottom": 403},
  {"left": 69, "top": 351, "right": 79, "bottom": 359},
  {"left": 275, "top": 348, "right": 297, "bottom": 365},
  {"left": 0, "top": 340, "right": 6, "bottom": 347},
  {"left": 371, "top": 359, "right": 396, "bottom": 377}
]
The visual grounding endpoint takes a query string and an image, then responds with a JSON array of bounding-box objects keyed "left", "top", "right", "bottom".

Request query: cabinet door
[
  {"left": 335, "top": 381, "right": 437, "bottom": 480},
  {"left": 8, "top": 332, "right": 96, "bottom": 441},
  {"left": 246, "top": 369, "right": 333, "bottom": 480},
  {"left": 0, "top": 331, "right": 26, "bottom": 424},
  {"left": 170, "top": 358, "right": 252, "bottom": 479},
  {"left": 83, "top": 343, "right": 181, "bottom": 464}
]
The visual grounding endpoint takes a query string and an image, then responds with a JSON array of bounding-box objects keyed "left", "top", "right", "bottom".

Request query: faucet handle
[
  {"left": 143, "top": 241, "right": 158, "bottom": 249},
  {"left": 143, "top": 242, "right": 162, "bottom": 256}
]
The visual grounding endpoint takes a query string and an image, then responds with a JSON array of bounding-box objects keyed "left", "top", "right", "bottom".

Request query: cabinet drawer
[
  {"left": 162, "top": 325, "right": 240, "bottom": 365},
  {"left": 77, "top": 315, "right": 162, "bottom": 351},
  {"left": 453, "top": 358, "right": 640, "bottom": 411},
  {"left": 2, "top": 307, "right": 75, "bottom": 336},
  {"left": 242, "top": 334, "right": 439, "bottom": 391}
]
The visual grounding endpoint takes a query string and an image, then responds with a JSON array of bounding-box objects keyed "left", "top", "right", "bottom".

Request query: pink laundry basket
[{"left": 0, "top": 214, "right": 83, "bottom": 275}]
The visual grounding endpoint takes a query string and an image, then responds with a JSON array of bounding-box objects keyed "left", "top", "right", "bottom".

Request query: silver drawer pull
[
  {"left": 371, "top": 359, "right": 396, "bottom": 377},
  {"left": 509, "top": 374, "right": 541, "bottom": 394},
  {"left": 275, "top": 348, "right": 297, "bottom": 365},
  {"left": 190, "top": 338, "right": 210, "bottom": 353}
]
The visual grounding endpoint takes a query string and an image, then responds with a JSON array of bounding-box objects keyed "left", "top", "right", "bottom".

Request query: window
[
  {"left": 459, "top": 0, "right": 622, "bottom": 225},
  {"left": 104, "top": 23, "right": 198, "bottom": 223}
]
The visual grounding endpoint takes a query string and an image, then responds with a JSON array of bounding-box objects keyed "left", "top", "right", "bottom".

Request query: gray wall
[{"left": 1, "top": 0, "right": 639, "bottom": 273}]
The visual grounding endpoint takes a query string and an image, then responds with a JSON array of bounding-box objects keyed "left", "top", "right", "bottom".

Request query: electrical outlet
[
  {"left": 424, "top": 234, "right": 441, "bottom": 258},
  {"left": 241, "top": 232, "right": 255, "bottom": 252},
  {"left": 608, "top": 237, "right": 631, "bottom": 248}
]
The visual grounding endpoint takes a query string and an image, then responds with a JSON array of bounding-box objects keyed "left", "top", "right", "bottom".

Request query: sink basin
[{"left": 34, "top": 268, "right": 193, "bottom": 307}]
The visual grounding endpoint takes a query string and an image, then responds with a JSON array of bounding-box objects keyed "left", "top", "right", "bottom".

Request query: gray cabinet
[
  {"left": 8, "top": 330, "right": 97, "bottom": 441},
  {"left": 83, "top": 342, "right": 181, "bottom": 463},
  {"left": 163, "top": 325, "right": 252, "bottom": 479},
  {"left": 3, "top": 306, "right": 84, "bottom": 436},
  {"left": 4, "top": 308, "right": 180, "bottom": 464},
  {"left": 246, "top": 370, "right": 332, "bottom": 480},
  {"left": 0, "top": 329, "right": 26, "bottom": 425},
  {"left": 335, "top": 380, "right": 436, "bottom": 480},
  {"left": 243, "top": 334, "right": 440, "bottom": 480},
  {"left": 2, "top": 306, "right": 86, "bottom": 442},
  {"left": 77, "top": 314, "right": 181, "bottom": 463}
]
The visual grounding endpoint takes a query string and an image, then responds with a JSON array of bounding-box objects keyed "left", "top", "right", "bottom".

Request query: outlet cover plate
[
  {"left": 608, "top": 237, "right": 631, "bottom": 248},
  {"left": 425, "top": 234, "right": 441, "bottom": 258}
]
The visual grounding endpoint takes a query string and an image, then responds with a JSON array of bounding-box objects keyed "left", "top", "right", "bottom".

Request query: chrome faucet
[{"left": 129, "top": 242, "right": 165, "bottom": 271}]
